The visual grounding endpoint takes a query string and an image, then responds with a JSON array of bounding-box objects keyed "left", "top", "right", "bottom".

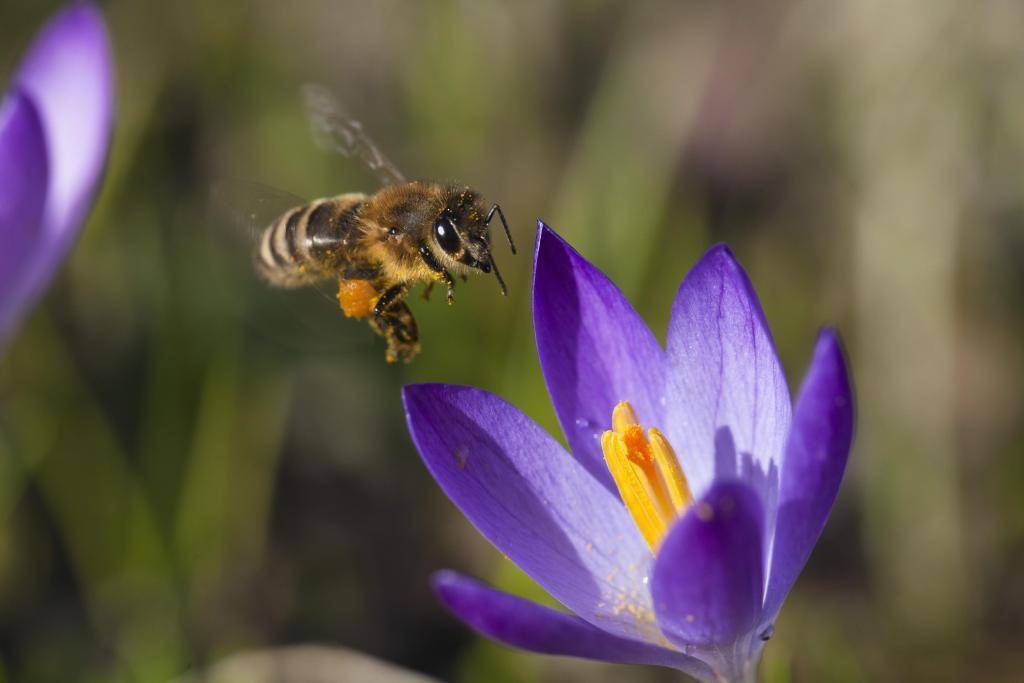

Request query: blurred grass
[{"left": 1, "top": 0, "right": 1024, "bottom": 682}]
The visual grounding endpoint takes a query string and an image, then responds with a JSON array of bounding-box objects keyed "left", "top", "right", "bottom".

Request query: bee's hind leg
[
  {"left": 369, "top": 301, "right": 420, "bottom": 363},
  {"left": 369, "top": 284, "right": 419, "bottom": 362},
  {"left": 372, "top": 283, "right": 409, "bottom": 319}
]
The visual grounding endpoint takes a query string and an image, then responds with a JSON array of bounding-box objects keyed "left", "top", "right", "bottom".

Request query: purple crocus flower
[
  {"left": 404, "top": 223, "right": 853, "bottom": 682},
  {"left": 0, "top": 1, "right": 114, "bottom": 350}
]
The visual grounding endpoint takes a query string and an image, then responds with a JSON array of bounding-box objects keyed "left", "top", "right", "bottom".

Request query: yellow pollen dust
[{"left": 601, "top": 401, "right": 693, "bottom": 552}]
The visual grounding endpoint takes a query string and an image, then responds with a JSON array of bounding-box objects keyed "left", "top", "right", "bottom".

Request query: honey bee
[{"left": 250, "top": 85, "right": 515, "bottom": 363}]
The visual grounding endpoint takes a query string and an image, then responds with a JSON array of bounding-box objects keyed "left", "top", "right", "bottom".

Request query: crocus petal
[
  {"left": 403, "top": 383, "right": 655, "bottom": 642},
  {"left": 432, "top": 570, "right": 714, "bottom": 678},
  {"left": 651, "top": 481, "right": 765, "bottom": 649},
  {"left": 664, "top": 245, "right": 790, "bottom": 532},
  {"left": 762, "top": 329, "right": 853, "bottom": 619},
  {"left": 14, "top": 0, "right": 114, "bottom": 286},
  {"left": 533, "top": 222, "right": 666, "bottom": 492},
  {"left": 0, "top": 90, "right": 49, "bottom": 344}
]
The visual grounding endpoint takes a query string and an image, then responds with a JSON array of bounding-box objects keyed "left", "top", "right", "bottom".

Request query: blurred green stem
[{"left": 3, "top": 316, "right": 186, "bottom": 682}]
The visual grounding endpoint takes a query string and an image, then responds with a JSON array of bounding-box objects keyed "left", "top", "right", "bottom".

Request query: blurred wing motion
[
  {"left": 209, "top": 179, "right": 339, "bottom": 305},
  {"left": 302, "top": 83, "right": 407, "bottom": 186},
  {"left": 210, "top": 179, "right": 309, "bottom": 245}
]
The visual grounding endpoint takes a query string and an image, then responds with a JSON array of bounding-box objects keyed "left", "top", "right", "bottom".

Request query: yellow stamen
[
  {"left": 602, "top": 401, "right": 692, "bottom": 552},
  {"left": 612, "top": 401, "right": 640, "bottom": 431},
  {"left": 648, "top": 428, "right": 692, "bottom": 514},
  {"left": 601, "top": 431, "right": 669, "bottom": 549}
]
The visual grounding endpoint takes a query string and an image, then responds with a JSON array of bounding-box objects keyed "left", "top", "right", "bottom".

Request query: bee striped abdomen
[{"left": 254, "top": 193, "right": 366, "bottom": 288}]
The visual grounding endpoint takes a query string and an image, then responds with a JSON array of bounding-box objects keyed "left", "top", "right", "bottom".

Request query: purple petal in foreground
[
  {"left": 663, "top": 245, "right": 790, "bottom": 535},
  {"left": 403, "top": 384, "right": 653, "bottom": 642},
  {"left": 763, "top": 329, "right": 853, "bottom": 619},
  {"left": 651, "top": 481, "right": 765, "bottom": 649},
  {"left": 0, "top": 91, "right": 49, "bottom": 343},
  {"left": 432, "top": 570, "right": 713, "bottom": 677},
  {"left": 15, "top": 0, "right": 114, "bottom": 277},
  {"left": 533, "top": 222, "right": 665, "bottom": 492}
]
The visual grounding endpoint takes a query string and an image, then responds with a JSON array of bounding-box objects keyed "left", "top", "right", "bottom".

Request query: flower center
[{"left": 600, "top": 401, "right": 692, "bottom": 552}]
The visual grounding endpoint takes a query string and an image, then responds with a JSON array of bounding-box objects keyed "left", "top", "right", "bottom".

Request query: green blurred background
[{"left": 2, "top": 1, "right": 1023, "bottom": 681}]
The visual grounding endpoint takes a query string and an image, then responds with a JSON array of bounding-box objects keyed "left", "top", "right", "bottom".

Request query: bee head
[{"left": 430, "top": 189, "right": 516, "bottom": 295}]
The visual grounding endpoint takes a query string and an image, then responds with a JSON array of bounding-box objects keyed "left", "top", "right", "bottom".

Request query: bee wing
[
  {"left": 302, "top": 83, "right": 408, "bottom": 187},
  {"left": 210, "top": 178, "right": 309, "bottom": 244},
  {"left": 208, "top": 179, "right": 345, "bottom": 307}
]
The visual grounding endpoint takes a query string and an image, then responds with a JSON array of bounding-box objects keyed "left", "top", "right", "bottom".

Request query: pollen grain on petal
[{"left": 453, "top": 446, "right": 469, "bottom": 469}]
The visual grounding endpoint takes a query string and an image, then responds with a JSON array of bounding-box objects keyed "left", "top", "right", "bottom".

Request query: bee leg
[
  {"left": 388, "top": 302, "right": 420, "bottom": 361},
  {"left": 373, "top": 283, "right": 409, "bottom": 319},
  {"left": 422, "top": 282, "right": 435, "bottom": 302},
  {"left": 369, "top": 300, "right": 420, "bottom": 363},
  {"left": 417, "top": 242, "right": 456, "bottom": 305}
]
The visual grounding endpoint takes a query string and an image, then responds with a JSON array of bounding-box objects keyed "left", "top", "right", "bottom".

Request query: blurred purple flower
[
  {"left": 404, "top": 222, "right": 854, "bottom": 681},
  {"left": 0, "top": 1, "right": 114, "bottom": 350}
]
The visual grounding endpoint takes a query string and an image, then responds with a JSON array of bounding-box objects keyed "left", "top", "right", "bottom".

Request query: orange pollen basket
[
  {"left": 337, "top": 279, "right": 379, "bottom": 319},
  {"left": 601, "top": 401, "right": 693, "bottom": 552}
]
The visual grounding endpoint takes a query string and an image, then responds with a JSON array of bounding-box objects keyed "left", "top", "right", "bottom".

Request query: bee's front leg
[{"left": 417, "top": 242, "right": 456, "bottom": 305}]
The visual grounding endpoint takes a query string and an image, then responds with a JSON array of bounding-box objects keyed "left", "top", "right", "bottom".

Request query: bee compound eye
[{"left": 433, "top": 214, "right": 461, "bottom": 254}]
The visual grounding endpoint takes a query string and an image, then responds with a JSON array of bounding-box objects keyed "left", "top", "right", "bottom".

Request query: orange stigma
[{"left": 601, "top": 401, "right": 692, "bottom": 551}]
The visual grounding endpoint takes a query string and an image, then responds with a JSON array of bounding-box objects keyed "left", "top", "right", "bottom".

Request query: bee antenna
[
  {"left": 490, "top": 255, "right": 509, "bottom": 296},
  {"left": 485, "top": 203, "right": 516, "bottom": 255}
]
